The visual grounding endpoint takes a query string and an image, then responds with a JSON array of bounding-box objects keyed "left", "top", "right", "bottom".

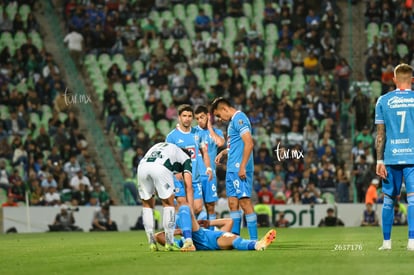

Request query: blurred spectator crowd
[{"left": 0, "top": 0, "right": 111, "bottom": 208}]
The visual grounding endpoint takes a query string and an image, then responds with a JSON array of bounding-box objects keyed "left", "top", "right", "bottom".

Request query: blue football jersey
[
  {"left": 375, "top": 89, "right": 414, "bottom": 164},
  {"left": 196, "top": 126, "right": 224, "bottom": 173},
  {"left": 192, "top": 228, "right": 224, "bottom": 250},
  {"left": 166, "top": 126, "right": 202, "bottom": 180},
  {"left": 226, "top": 111, "right": 254, "bottom": 172}
]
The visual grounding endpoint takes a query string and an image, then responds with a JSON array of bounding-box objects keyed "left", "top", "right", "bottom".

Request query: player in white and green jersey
[{"left": 137, "top": 142, "right": 196, "bottom": 252}]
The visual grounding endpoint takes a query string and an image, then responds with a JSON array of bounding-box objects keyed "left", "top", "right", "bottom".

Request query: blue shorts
[
  {"left": 192, "top": 228, "right": 224, "bottom": 250},
  {"left": 174, "top": 179, "right": 203, "bottom": 200},
  {"left": 200, "top": 175, "right": 218, "bottom": 203},
  {"left": 383, "top": 165, "right": 414, "bottom": 197},
  {"left": 225, "top": 171, "right": 253, "bottom": 199},
  {"left": 193, "top": 181, "right": 203, "bottom": 200}
]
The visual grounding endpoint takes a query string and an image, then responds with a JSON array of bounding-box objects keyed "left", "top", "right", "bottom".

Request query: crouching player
[{"left": 137, "top": 142, "right": 196, "bottom": 252}]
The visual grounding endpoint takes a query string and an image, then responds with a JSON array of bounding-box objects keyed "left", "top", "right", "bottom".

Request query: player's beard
[{"left": 180, "top": 121, "right": 192, "bottom": 131}]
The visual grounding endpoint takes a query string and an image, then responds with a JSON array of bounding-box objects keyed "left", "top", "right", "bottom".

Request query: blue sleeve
[
  {"left": 375, "top": 96, "right": 384, "bottom": 124},
  {"left": 235, "top": 113, "right": 251, "bottom": 136}
]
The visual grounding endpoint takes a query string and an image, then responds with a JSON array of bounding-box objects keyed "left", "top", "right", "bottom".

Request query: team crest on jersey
[{"left": 238, "top": 119, "right": 243, "bottom": 125}]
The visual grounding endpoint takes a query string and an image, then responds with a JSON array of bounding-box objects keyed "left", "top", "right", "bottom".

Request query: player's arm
[
  {"left": 207, "top": 115, "right": 225, "bottom": 147},
  {"left": 210, "top": 218, "right": 233, "bottom": 232},
  {"left": 215, "top": 148, "right": 228, "bottom": 165},
  {"left": 375, "top": 123, "right": 387, "bottom": 179},
  {"left": 198, "top": 218, "right": 233, "bottom": 232},
  {"left": 239, "top": 131, "right": 254, "bottom": 179},
  {"left": 183, "top": 171, "right": 194, "bottom": 207},
  {"left": 200, "top": 145, "right": 213, "bottom": 181}
]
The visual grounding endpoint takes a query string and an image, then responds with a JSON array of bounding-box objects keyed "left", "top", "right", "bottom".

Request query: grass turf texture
[{"left": 1, "top": 226, "right": 413, "bottom": 275}]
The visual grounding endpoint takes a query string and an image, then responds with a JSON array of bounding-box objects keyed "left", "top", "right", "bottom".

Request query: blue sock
[
  {"left": 382, "top": 196, "right": 394, "bottom": 240},
  {"left": 246, "top": 213, "right": 258, "bottom": 240},
  {"left": 208, "top": 213, "right": 216, "bottom": 231},
  {"left": 232, "top": 236, "right": 256, "bottom": 250},
  {"left": 178, "top": 205, "right": 192, "bottom": 239},
  {"left": 196, "top": 210, "right": 207, "bottom": 221},
  {"left": 407, "top": 196, "right": 414, "bottom": 239},
  {"left": 230, "top": 211, "right": 242, "bottom": 235}
]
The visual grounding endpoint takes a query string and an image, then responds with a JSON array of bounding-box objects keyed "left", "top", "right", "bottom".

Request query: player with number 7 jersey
[
  {"left": 375, "top": 90, "right": 414, "bottom": 165},
  {"left": 374, "top": 63, "right": 414, "bottom": 251}
]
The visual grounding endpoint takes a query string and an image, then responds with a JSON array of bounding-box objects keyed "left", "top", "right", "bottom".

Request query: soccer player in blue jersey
[
  {"left": 194, "top": 105, "right": 225, "bottom": 230},
  {"left": 375, "top": 63, "right": 414, "bottom": 251},
  {"left": 165, "top": 104, "right": 213, "bottom": 248},
  {"left": 211, "top": 97, "right": 258, "bottom": 240},
  {"left": 154, "top": 209, "right": 276, "bottom": 251}
]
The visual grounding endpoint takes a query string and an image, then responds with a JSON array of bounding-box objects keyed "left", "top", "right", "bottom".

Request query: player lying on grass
[{"left": 154, "top": 210, "right": 276, "bottom": 251}]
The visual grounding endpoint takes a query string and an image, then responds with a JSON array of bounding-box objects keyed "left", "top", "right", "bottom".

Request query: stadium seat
[
  {"left": 83, "top": 54, "right": 97, "bottom": 67},
  {"left": 262, "top": 75, "right": 277, "bottom": 92},
  {"left": 186, "top": 3, "right": 198, "bottom": 21},
  {"left": 142, "top": 120, "right": 156, "bottom": 137},
  {"left": 19, "top": 3, "right": 31, "bottom": 21},
  {"left": 243, "top": 2, "right": 253, "bottom": 18},
  {"left": 201, "top": 3, "right": 213, "bottom": 18},
  {"left": 6, "top": 2, "right": 17, "bottom": 19},
  {"left": 58, "top": 112, "right": 68, "bottom": 123},
  {"left": 370, "top": 80, "right": 382, "bottom": 100},
  {"left": 397, "top": 43, "right": 409, "bottom": 58},
  {"left": 160, "top": 89, "right": 173, "bottom": 106},
  {"left": 123, "top": 149, "right": 135, "bottom": 170},
  {"left": 365, "top": 22, "right": 379, "bottom": 46},
  {"left": 264, "top": 44, "right": 275, "bottom": 63},
  {"left": 14, "top": 31, "right": 27, "bottom": 48},
  {"left": 184, "top": 18, "right": 196, "bottom": 39},
  {"left": 322, "top": 192, "right": 335, "bottom": 205},
  {"left": 0, "top": 188, "right": 8, "bottom": 205},
  {"left": 157, "top": 119, "right": 171, "bottom": 136},
  {"left": 250, "top": 74, "right": 263, "bottom": 87},
  {"left": 193, "top": 67, "right": 205, "bottom": 86},
  {"left": 265, "top": 24, "right": 279, "bottom": 43},
  {"left": 173, "top": 4, "right": 186, "bottom": 21},
  {"left": 237, "top": 16, "right": 250, "bottom": 32}
]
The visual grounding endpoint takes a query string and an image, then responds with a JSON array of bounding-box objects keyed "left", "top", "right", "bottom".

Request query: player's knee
[
  {"left": 239, "top": 198, "right": 254, "bottom": 212},
  {"left": 205, "top": 202, "right": 215, "bottom": 213},
  {"left": 383, "top": 195, "right": 394, "bottom": 209}
]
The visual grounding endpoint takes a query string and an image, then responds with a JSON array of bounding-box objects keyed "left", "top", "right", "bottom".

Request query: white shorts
[{"left": 137, "top": 162, "right": 175, "bottom": 200}]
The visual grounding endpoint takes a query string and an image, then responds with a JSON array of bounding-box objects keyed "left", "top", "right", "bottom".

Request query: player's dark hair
[
  {"left": 177, "top": 104, "right": 194, "bottom": 115},
  {"left": 210, "top": 97, "right": 232, "bottom": 112},
  {"left": 194, "top": 105, "right": 208, "bottom": 115}
]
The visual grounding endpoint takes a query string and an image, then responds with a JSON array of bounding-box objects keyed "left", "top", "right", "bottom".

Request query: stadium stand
[
  {"left": 53, "top": 0, "right": 355, "bottom": 206},
  {"left": 0, "top": 1, "right": 110, "bottom": 207},
  {"left": 4, "top": 0, "right": 393, "bottom": 207}
]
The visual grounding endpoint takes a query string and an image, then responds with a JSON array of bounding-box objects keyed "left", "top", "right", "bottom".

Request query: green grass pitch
[{"left": 1, "top": 226, "right": 413, "bottom": 275}]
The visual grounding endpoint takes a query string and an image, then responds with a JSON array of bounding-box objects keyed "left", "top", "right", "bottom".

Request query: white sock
[
  {"left": 143, "top": 207, "right": 154, "bottom": 244},
  {"left": 163, "top": 206, "right": 176, "bottom": 245}
]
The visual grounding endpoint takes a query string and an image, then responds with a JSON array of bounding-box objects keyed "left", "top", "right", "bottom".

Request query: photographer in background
[
  {"left": 48, "top": 204, "right": 82, "bottom": 232},
  {"left": 91, "top": 204, "right": 118, "bottom": 232}
]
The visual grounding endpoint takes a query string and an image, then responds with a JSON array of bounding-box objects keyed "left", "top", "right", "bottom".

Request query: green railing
[{"left": 44, "top": 1, "right": 126, "bottom": 203}]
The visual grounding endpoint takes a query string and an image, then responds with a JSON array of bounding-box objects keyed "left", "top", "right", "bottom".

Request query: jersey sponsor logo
[
  {"left": 387, "top": 96, "right": 414, "bottom": 108},
  {"left": 392, "top": 148, "right": 413, "bottom": 154},
  {"left": 185, "top": 146, "right": 197, "bottom": 159},
  {"left": 177, "top": 139, "right": 184, "bottom": 144}
]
